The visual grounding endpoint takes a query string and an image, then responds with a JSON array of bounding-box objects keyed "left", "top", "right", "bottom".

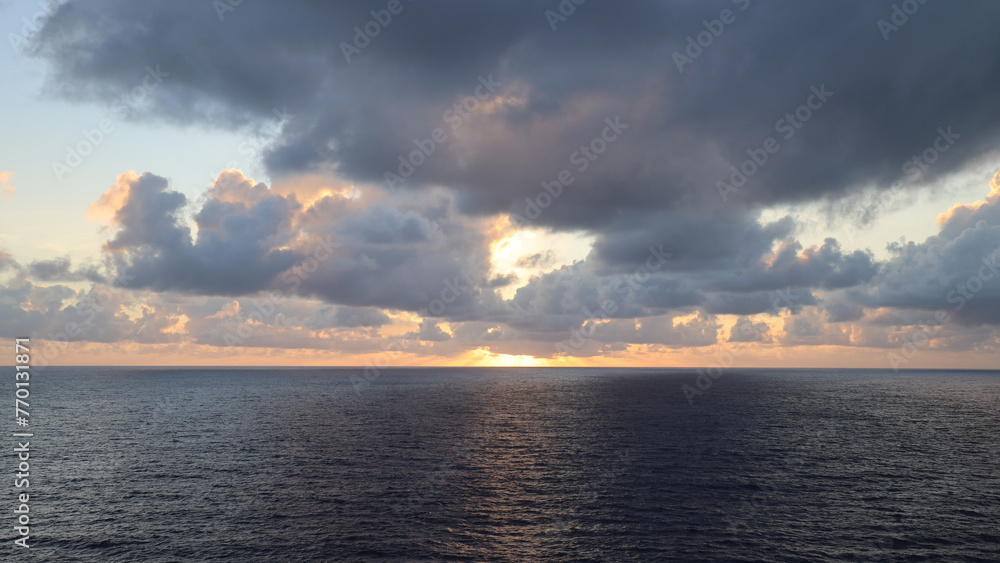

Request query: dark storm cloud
[{"left": 26, "top": 1, "right": 1000, "bottom": 227}]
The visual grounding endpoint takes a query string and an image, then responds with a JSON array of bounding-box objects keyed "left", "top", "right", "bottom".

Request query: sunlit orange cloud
[
  {"left": 206, "top": 300, "right": 242, "bottom": 320},
  {"left": 209, "top": 169, "right": 363, "bottom": 205},
  {"left": 936, "top": 169, "right": 1000, "bottom": 227},
  {"left": 86, "top": 170, "right": 138, "bottom": 225},
  {"left": 88, "top": 168, "right": 374, "bottom": 228},
  {"left": 268, "top": 173, "right": 368, "bottom": 207},
  {"left": 206, "top": 169, "right": 273, "bottom": 204},
  {"left": 0, "top": 170, "right": 14, "bottom": 199}
]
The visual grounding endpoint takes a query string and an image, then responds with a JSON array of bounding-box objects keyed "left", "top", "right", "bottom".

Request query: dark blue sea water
[{"left": 3, "top": 367, "right": 999, "bottom": 561}]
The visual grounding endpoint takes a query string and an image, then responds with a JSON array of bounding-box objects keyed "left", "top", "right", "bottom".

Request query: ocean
[{"left": 5, "top": 367, "right": 999, "bottom": 561}]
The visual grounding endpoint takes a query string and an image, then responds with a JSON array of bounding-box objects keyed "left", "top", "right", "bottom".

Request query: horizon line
[{"left": 16, "top": 365, "right": 1000, "bottom": 372}]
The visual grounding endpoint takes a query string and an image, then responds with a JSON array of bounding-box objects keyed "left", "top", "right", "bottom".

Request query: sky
[{"left": 1, "top": 0, "right": 999, "bottom": 368}]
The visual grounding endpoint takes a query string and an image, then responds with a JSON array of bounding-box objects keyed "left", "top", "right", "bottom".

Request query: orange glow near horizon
[{"left": 28, "top": 338, "right": 1000, "bottom": 370}]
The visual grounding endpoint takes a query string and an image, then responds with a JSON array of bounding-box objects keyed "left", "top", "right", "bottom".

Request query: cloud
[
  {"left": 0, "top": 171, "right": 14, "bottom": 200},
  {"left": 87, "top": 171, "right": 135, "bottom": 224},
  {"left": 27, "top": 257, "right": 105, "bottom": 283},
  {"left": 12, "top": 2, "right": 1000, "bottom": 363},
  {"left": 729, "top": 316, "right": 772, "bottom": 343},
  {"left": 0, "top": 248, "right": 19, "bottom": 272},
  {"left": 404, "top": 319, "right": 452, "bottom": 342},
  {"left": 704, "top": 238, "right": 877, "bottom": 293},
  {"left": 935, "top": 169, "right": 1000, "bottom": 239},
  {"left": 779, "top": 310, "right": 851, "bottom": 347},
  {"left": 515, "top": 250, "right": 557, "bottom": 269},
  {"left": 24, "top": 1, "right": 1000, "bottom": 229},
  {"left": 846, "top": 171, "right": 1000, "bottom": 326},
  {"left": 101, "top": 171, "right": 303, "bottom": 295},
  {"left": 0, "top": 278, "right": 185, "bottom": 346},
  {"left": 206, "top": 300, "right": 241, "bottom": 320},
  {"left": 87, "top": 170, "right": 501, "bottom": 319},
  {"left": 302, "top": 306, "right": 391, "bottom": 329}
]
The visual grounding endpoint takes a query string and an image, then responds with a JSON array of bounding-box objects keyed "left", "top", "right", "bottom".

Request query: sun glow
[
  {"left": 488, "top": 221, "right": 596, "bottom": 298},
  {"left": 463, "top": 348, "right": 550, "bottom": 367}
]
